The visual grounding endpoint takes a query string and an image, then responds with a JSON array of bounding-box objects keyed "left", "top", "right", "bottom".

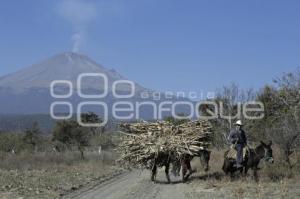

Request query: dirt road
[
  {"left": 64, "top": 170, "right": 202, "bottom": 199},
  {"left": 64, "top": 169, "right": 300, "bottom": 199}
]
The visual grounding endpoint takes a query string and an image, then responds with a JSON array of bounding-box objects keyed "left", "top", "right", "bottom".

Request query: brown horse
[{"left": 222, "top": 141, "right": 274, "bottom": 181}]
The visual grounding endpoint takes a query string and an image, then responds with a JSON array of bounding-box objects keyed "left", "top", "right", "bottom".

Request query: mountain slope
[
  {"left": 0, "top": 52, "right": 144, "bottom": 92},
  {"left": 0, "top": 52, "right": 189, "bottom": 121}
]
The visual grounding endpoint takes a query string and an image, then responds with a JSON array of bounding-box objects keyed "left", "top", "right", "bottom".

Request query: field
[
  {"left": 65, "top": 149, "right": 300, "bottom": 199},
  {"left": 0, "top": 146, "right": 299, "bottom": 199},
  {"left": 0, "top": 150, "right": 122, "bottom": 199},
  {"left": 186, "top": 149, "right": 300, "bottom": 199}
]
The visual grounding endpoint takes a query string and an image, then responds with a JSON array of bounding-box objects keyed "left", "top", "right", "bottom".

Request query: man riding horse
[{"left": 228, "top": 120, "right": 247, "bottom": 169}]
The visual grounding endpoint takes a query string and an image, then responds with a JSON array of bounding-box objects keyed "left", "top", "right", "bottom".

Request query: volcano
[
  {"left": 0, "top": 52, "right": 146, "bottom": 92},
  {"left": 0, "top": 52, "right": 152, "bottom": 114}
]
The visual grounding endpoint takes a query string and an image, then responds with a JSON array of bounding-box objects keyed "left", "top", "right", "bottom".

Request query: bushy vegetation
[
  {"left": 199, "top": 69, "right": 300, "bottom": 172},
  {"left": 0, "top": 112, "right": 116, "bottom": 162},
  {"left": 0, "top": 133, "right": 25, "bottom": 153},
  {"left": 0, "top": 113, "right": 119, "bottom": 198}
]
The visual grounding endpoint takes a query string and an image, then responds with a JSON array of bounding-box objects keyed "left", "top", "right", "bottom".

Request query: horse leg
[
  {"left": 165, "top": 164, "right": 171, "bottom": 183},
  {"left": 151, "top": 164, "right": 157, "bottom": 182}
]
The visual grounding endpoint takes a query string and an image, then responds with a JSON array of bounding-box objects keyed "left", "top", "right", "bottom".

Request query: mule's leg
[
  {"left": 181, "top": 161, "right": 187, "bottom": 182},
  {"left": 239, "top": 166, "right": 247, "bottom": 181},
  {"left": 244, "top": 166, "right": 249, "bottom": 176},
  {"left": 165, "top": 164, "right": 171, "bottom": 183},
  {"left": 182, "top": 159, "right": 193, "bottom": 181},
  {"left": 239, "top": 167, "right": 244, "bottom": 175},
  {"left": 204, "top": 164, "right": 209, "bottom": 172},
  {"left": 187, "top": 160, "right": 192, "bottom": 173},
  {"left": 200, "top": 150, "right": 210, "bottom": 172},
  {"left": 230, "top": 171, "right": 235, "bottom": 181},
  {"left": 175, "top": 161, "right": 181, "bottom": 177},
  {"left": 151, "top": 164, "right": 157, "bottom": 182},
  {"left": 253, "top": 168, "right": 259, "bottom": 182},
  {"left": 185, "top": 160, "right": 193, "bottom": 180},
  {"left": 222, "top": 160, "right": 228, "bottom": 175}
]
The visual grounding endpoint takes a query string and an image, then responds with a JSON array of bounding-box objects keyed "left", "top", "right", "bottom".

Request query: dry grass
[
  {"left": 0, "top": 150, "right": 116, "bottom": 170},
  {"left": 0, "top": 150, "right": 121, "bottom": 199},
  {"left": 0, "top": 145, "right": 299, "bottom": 199},
  {"left": 188, "top": 147, "right": 300, "bottom": 199}
]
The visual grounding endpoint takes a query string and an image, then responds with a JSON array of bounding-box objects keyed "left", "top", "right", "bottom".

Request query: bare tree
[
  {"left": 199, "top": 83, "right": 255, "bottom": 148},
  {"left": 264, "top": 71, "right": 300, "bottom": 167}
]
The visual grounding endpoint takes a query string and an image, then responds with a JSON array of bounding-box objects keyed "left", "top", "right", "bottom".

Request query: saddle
[{"left": 226, "top": 147, "right": 248, "bottom": 160}]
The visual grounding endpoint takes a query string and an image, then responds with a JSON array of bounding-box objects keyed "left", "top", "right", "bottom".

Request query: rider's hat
[{"left": 235, "top": 120, "right": 243, "bottom": 126}]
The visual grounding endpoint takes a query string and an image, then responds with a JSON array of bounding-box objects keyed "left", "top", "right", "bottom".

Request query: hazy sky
[{"left": 0, "top": 0, "right": 300, "bottom": 95}]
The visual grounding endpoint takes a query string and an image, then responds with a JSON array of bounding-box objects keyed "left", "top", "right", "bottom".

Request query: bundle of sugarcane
[
  {"left": 116, "top": 120, "right": 213, "bottom": 168},
  {"left": 119, "top": 121, "right": 174, "bottom": 134}
]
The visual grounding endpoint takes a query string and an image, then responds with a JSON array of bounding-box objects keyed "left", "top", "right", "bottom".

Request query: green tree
[
  {"left": 0, "top": 133, "right": 24, "bottom": 153},
  {"left": 256, "top": 71, "right": 300, "bottom": 167},
  {"left": 23, "top": 122, "right": 41, "bottom": 151},
  {"left": 80, "top": 112, "right": 105, "bottom": 135},
  {"left": 52, "top": 120, "right": 90, "bottom": 159}
]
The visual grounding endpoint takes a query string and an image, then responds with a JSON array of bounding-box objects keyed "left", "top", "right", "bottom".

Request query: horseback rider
[{"left": 228, "top": 120, "right": 247, "bottom": 168}]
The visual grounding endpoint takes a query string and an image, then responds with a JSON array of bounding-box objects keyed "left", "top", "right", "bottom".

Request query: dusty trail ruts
[
  {"left": 64, "top": 170, "right": 194, "bottom": 199},
  {"left": 63, "top": 169, "right": 300, "bottom": 199}
]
